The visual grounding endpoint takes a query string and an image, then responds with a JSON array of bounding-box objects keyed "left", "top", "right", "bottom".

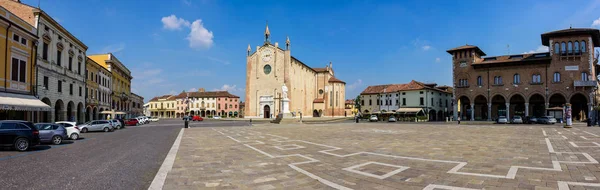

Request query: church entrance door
[{"left": 264, "top": 105, "right": 271, "bottom": 118}]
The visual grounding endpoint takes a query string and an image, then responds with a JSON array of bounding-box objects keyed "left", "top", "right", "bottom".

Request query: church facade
[{"left": 244, "top": 25, "right": 346, "bottom": 118}]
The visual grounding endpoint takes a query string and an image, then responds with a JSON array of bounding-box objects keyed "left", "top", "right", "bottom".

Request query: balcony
[{"left": 574, "top": 80, "right": 597, "bottom": 87}]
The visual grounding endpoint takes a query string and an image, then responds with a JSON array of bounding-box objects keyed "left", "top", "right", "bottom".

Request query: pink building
[
  {"left": 172, "top": 88, "right": 240, "bottom": 118},
  {"left": 216, "top": 93, "right": 241, "bottom": 118}
]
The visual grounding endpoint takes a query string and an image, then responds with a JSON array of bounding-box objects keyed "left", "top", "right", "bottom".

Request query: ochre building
[
  {"left": 244, "top": 24, "right": 346, "bottom": 118},
  {"left": 448, "top": 28, "right": 600, "bottom": 122}
]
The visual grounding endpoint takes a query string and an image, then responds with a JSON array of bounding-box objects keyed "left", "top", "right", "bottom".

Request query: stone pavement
[{"left": 163, "top": 122, "right": 600, "bottom": 190}]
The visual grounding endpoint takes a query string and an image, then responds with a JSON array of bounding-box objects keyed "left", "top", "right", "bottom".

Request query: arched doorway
[
  {"left": 77, "top": 103, "right": 84, "bottom": 123},
  {"left": 509, "top": 94, "right": 525, "bottom": 118},
  {"left": 86, "top": 107, "right": 92, "bottom": 122},
  {"left": 529, "top": 94, "right": 545, "bottom": 117},
  {"left": 458, "top": 96, "right": 471, "bottom": 120},
  {"left": 570, "top": 93, "right": 588, "bottom": 121},
  {"left": 229, "top": 111, "right": 233, "bottom": 117},
  {"left": 66, "top": 101, "right": 75, "bottom": 122},
  {"left": 428, "top": 109, "right": 436, "bottom": 121},
  {"left": 437, "top": 110, "right": 444, "bottom": 121},
  {"left": 263, "top": 105, "right": 270, "bottom": 118},
  {"left": 549, "top": 93, "right": 567, "bottom": 108},
  {"left": 201, "top": 110, "right": 205, "bottom": 117},
  {"left": 54, "top": 99, "right": 64, "bottom": 122},
  {"left": 491, "top": 95, "right": 506, "bottom": 120},
  {"left": 234, "top": 111, "right": 238, "bottom": 117},
  {"left": 41, "top": 98, "right": 51, "bottom": 122},
  {"left": 211, "top": 110, "right": 216, "bottom": 116},
  {"left": 474, "top": 95, "right": 488, "bottom": 121},
  {"left": 318, "top": 109, "right": 323, "bottom": 117}
]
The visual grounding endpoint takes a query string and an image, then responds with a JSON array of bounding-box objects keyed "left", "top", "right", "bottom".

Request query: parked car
[
  {"left": 213, "top": 116, "right": 221, "bottom": 119},
  {"left": 55, "top": 121, "right": 81, "bottom": 140},
  {"left": 388, "top": 116, "right": 397, "bottom": 122},
  {"left": 537, "top": 116, "right": 557, "bottom": 124},
  {"left": 125, "top": 119, "right": 139, "bottom": 126},
  {"left": 497, "top": 116, "right": 508, "bottom": 124},
  {"left": 110, "top": 119, "right": 122, "bottom": 129},
  {"left": 137, "top": 117, "right": 147, "bottom": 124},
  {"left": 34, "top": 123, "right": 68, "bottom": 145},
  {"left": 0, "top": 120, "right": 40, "bottom": 151},
  {"left": 369, "top": 115, "right": 378, "bottom": 122},
  {"left": 511, "top": 116, "right": 523, "bottom": 124},
  {"left": 192, "top": 115, "right": 204, "bottom": 121},
  {"left": 78, "top": 120, "right": 114, "bottom": 133},
  {"left": 149, "top": 117, "right": 159, "bottom": 122},
  {"left": 528, "top": 117, "right": 538, "bottom": 124},
  {"left": 182, "top": 116, "right": 190, "bottom": 120}
]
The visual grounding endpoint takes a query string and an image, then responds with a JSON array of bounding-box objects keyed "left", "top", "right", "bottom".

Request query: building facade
[
  {"left": 88, "top": 53, "right": 132, "bottom": 118},
  {"left": 130, "top": 93, "right": 144, "bottom": 117},
  {"left": 171, "top": 89, "right": 240, "bottom": 118},
  {"left": 0, "top": 5, "right": 51, "bottom": 121},
  {"left": 148, "top": 95, "right": 176, "bottom": 118},
  {"left": 245, "top": 24, "right": 346, "bottom": 118},
  {"left": 0, "top": 0, "right": 89, "bottom": 123},
  {"left": 449, "top": 28, "right": 600, "bottom": 122},
  {"left": 360, "top": 80, "right": 453, "bottom": 121},
  {"left": 84, "top": 57, "right": 111, "bottom": 121}
]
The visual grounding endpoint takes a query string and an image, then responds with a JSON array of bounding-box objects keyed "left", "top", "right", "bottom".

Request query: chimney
[{"left": 198, "top": 88, "right": 205, "bottom": 92}]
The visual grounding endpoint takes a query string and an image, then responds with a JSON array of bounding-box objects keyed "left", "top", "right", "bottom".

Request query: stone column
[
  {"left": 487, "top": 103, "right": 492, "bottom": 121},
  {"left": 525, "top": 103, "right": 529, "bottom": 117},
  {"left": 505, "top": 103, "right": 510, "bottom": 120},
  {"left": 470, "top": 103, "right": 475, "bottom": 121},
  {"left": 545, "top": 103, "right": 550, "bottom": 116}
]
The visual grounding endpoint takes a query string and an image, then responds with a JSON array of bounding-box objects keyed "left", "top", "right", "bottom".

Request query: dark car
[
  {"left": 0, "top": 120, "right": 40, "bottom": 151},
  {"left": 34, "top": 123, "right": 68, "bottom": 145}
]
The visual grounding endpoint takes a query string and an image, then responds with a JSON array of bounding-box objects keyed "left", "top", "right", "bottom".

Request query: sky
[{"left": 22, "top": 0, "right": 600, "bottom": 102}]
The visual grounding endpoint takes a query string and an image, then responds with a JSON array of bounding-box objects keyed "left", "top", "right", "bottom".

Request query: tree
[{"left": 354, "top": 95, "right": 362, "bottom": 113}]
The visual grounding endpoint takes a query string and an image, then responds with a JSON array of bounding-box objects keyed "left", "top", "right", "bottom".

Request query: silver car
[
  {"left": 79, "top": 120, "right": 114, "bottom": 133},
  {"left": 497, "top": 116, "right": 508, "bottom": 124},
  {"left": 538, "top": 116, "right": 557, "bottom": 124},
  {"left": 511, "top": 116, "right": 523, "bottom": 124}
]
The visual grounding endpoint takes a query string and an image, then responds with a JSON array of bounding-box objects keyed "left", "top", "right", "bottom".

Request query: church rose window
[
  {"left": 263, "top": 64, "right": 271, "bottom": 74},
  {"left": 319, "top": 89, "right": 323, "bottom": 94}
]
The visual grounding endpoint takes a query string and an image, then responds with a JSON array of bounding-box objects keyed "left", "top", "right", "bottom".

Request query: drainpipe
[
  {"left": 4, "top": 23, "right": 11, "bottom": 91},
  {"left": 31, "top": 37, "right": 37, "bottom": 96}
]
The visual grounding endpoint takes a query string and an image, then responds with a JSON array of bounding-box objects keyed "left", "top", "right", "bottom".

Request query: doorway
[{"left": 264, "top": 105, "right": 270, "bottom": 118}]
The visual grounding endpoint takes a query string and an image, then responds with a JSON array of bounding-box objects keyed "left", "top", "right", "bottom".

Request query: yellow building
[
  {"left": 148, "top": 94, "right": 177, "bottom": 118},
  {"left": 0, "top": 5, "right": 51, "bottom": 120},
  {"left": 88, "top": 53, "right": 132, "bottom": 118}
]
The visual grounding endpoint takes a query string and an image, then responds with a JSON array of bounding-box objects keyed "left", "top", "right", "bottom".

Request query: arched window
[
  {"left": 574, "top": 41, "right": 580, "bottom": 53},
  {"left": 532, "top": 74, "right": 541, "bottom": 83},
  {"left": 477, "top": 76, "right": 483, "bottom": 86},
  {"left": 567, "top": 41, "right": 573, "bottom": 54},
  {"left": 494, "top": 76, "right": 503, "bottom": 85},
  {"left": 513, "top": 74, "right": 520, "bottom": 84},
  {"left": 554, "top": 43, "right": 560, "bottom": 54},
  {"left": 561, "top": 42, "right": 566, "bottom": 54},
  {"left": 553, "top": 72, "right": 561, "bottom": 82},
  {"left": 582, "top": 72, "right": 589, "bottom": 81},
  {"left": 581, "top": 40, "right": 586, "bottom": 52}
]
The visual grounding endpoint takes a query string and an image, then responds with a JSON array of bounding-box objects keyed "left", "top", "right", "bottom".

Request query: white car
[
  {"left": 136, "top": 117, "right": 147, "bottom": 124},
  {"left": 369, "top": 115, "right": 378, "bottom": 122},
  {"left": 149, "top": 117, "right": 159, "bottom": 122},
  {"left": 55, "top": 121, "right": 81, "bottom": 140},
  {"left": 213, "top": 116, "right": 221, "bottom": 119}
]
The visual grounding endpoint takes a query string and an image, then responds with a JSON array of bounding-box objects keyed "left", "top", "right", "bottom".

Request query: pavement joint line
[
  {"left": 558, "top": 181, "right": 600, "bottom": 190},
  {"left": 148, "top": 128, "right": 184, "bottom": 190},
  {"left": 422, "top": 184, "right": 481, "bottom": 190},
  {"left": 583, "top": 131, "right": 600, "bottom": 137}
]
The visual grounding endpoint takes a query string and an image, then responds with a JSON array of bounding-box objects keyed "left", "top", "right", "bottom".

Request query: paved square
[{"left": 163, "top": 122, "right": 600, "bottom": 190}]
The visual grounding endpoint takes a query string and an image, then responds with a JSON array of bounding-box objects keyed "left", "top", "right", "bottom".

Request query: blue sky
[{"left": 22, "top": 0, "right": 600, "bottom": 102}]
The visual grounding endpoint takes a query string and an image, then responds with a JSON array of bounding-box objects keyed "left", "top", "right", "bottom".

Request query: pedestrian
[{"left": 457, "top": 117, "right": 461, "bottom": 125}]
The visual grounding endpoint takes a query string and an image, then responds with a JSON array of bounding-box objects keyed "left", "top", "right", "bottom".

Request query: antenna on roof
[
  {"left": 38, "top": 0, "right": 40, "bottom": 8},
  {"left": 570, "top": 24, "right": 572, "bottom": 29},
  {"left": 507, "top": 44, "right": 510, "bottom": 55}
]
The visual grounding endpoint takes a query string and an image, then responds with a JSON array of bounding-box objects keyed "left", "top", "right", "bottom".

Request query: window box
[{"left": 530, "top": 82, "right": 543, "bottom": 85}]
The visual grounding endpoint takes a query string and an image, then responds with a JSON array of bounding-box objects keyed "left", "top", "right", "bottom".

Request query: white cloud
[
  {"left": 593, "top": 17, "right": 600, "bottom": 27},
  {"left": 435, "top": 57, "right": 441, "bottom": 62},
  {"left": 161, "top": 15, "right": 190, "bottom": 30},
  {"left": 188, "top": 88, "right": 197, "bottom": 92},
  {"left": 523, "top": 46, "right": 549, "bottom": 54},
  {"left": 101, "top": 43, "right": 126, "bottom": 53},
  {"left": 422, "top": 45, "right": 431, "bottom": 51},
  {"left": 347, "top": 79, "right": 363, "bottom": 90},
  {"left": 213, "top": 84, "right": 241, "bottom": 92},
  {"left": 187, "top": 19, "right": 214, "bottom": 49},
  {"left": 182, "top": 0, "right": 192, "bottom": 6}
]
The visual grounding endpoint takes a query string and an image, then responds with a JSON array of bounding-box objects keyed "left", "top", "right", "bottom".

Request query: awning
[
  {"left": 396, "top": 108, "right": 424, "bottom": 114},
  {"left": 0, "top": 92, "right": 51, "bottom": 111},
  {"left": 100, "top": 110, "right": 127, "bottom": 114}
]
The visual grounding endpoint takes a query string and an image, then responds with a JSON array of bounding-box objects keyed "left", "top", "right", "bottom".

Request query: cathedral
[{"left": 244, "top": 24, "right": 346, "bottom": 118}]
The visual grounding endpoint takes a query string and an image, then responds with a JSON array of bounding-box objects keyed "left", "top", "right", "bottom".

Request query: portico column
[
  {"left": 525, "top": 102, "right": 529, "bottom": 117},
  {"left": 505, "top": 103, "right": 510, "bottom": 120},
  {"left": 545, "top": 103, "right": 550, "bottom": 116},
  {"left": 453, "top": 100, "right": 458, "bottom": 121},
  {"left": 470, "top": 103, "right": 475, "bottom": 121},
  {"left": 487, "top": 103, "right": 492, "bottom": 121}
]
